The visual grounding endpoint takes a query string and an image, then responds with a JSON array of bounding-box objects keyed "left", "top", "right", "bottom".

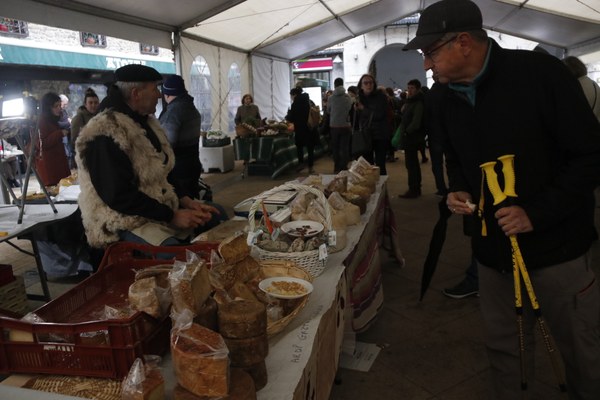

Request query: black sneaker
[{"left": 442, "top": 279, "right": 479, "bottom": 299}]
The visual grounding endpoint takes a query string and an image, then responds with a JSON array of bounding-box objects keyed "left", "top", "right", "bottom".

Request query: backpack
[{"left": 307, "top": 105, "right": 321, "bottom": 130}]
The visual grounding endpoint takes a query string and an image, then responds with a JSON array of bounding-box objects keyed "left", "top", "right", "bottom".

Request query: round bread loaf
[
  {"left": 171, "top": 323, "right": 230, "bottom": 397},
  {"left": 173, "top": 369, "right": 256, "bottom": 400},
  {"left": 233, "top": 360, "right": 268, "bottom": 391},
  {"left": 224, "top": 333, "right": 269, "bottom": 366},
  {"left": 218, "top": 300, "right": 266, "bottom": 339}
]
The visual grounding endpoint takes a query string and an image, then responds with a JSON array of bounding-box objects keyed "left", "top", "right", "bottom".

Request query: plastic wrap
[{"left": 170, "top": 310, "right": 230, "bottom": 398}]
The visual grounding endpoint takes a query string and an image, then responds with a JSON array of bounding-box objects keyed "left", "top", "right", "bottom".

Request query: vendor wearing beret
[{"left": 75, "top": 64, "right": 220, "bottom": 249}]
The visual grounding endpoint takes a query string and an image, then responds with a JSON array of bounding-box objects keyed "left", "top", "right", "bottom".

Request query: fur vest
[{"left": 76, "top": 110, "right": 178, "bottom": 248}]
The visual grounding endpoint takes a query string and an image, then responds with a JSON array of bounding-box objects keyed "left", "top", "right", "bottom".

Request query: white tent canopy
[
  {"left": 1, "top": 0, "right": 600, "bottom": 130},
  {"left": 2, "top": 0, "right": 599, "bottom": 60}
]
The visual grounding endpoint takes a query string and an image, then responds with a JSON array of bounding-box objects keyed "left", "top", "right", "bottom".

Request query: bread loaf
[
  {"left": 228, "top": 281, "right": 260, "bottom": 303},
  {"left": 173, "top": 369, "right": 256, "bottom": 400},
  {"left": 122, "top": 367, "right": 165, "bottom": 400},
  {"left": 234, "top": 256, "right": 261, "bottom": 283},
  {"left": 224, "top": 334, "right": 269, "bottom": 367},
  {"left": 170, "top": 260, "right": 211, "bottom": 315},
  {"left": 218, "top": 233, "right": 250, "bottom": 264},
  {"left": 193, "top": 297, "right": 218, "bottom": 331},
  {"left": 233, "top": 360, "right": 268, "bottom": 391},
  {"left": 171, "top": 323, "right": 230, "bottom": 397},
  {"left": 218, "top": 300, "right": 266, "bottom": 339},
  {"left": 128, "top": 277, "right": 162, "bottom": 319}
]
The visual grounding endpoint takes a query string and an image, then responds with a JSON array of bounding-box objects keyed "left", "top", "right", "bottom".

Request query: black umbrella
[{"left": 420, "top": 195, "right": 452, "bottom": 301}]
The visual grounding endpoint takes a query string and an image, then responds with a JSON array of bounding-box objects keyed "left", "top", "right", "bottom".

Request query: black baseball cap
[{"left": 403, "top": 0, "right": 483, "bottom": 51}]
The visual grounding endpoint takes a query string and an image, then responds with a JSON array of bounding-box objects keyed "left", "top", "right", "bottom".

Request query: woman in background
[
  {"left": 235, "top": 93, "right": 261, "bottom": 126},
  {"left": 355, "top": 74, "right": 391, "bottom": 175},
  {"left": 36, "top": 92, "right": 71, "bottom": 186},
  {"left": 71, "top": 88, "right": 100, "bottom": 148}
]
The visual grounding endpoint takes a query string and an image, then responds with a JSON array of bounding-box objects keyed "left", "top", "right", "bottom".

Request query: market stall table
[
  {"left": 0, "top": 176, "right": 402, "bottom": 400},
  {"left": 233, "top": 134, "right": 329, "bottom": 179}
]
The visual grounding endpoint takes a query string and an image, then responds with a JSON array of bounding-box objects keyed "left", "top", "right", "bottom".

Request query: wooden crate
[{"left": 0, "top": 276, "right": 28, "bottom": 316}]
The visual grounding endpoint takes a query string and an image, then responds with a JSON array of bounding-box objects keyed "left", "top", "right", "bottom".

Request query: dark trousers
[
  {"left": 330, "top": 126, "right": 351, "bottom": 173},
  {"left": 404, "top": 146, "right": 421, "bottom": 191},
  {"left": 296, "top": 143, "right": 314, "bottom": 167},
  {"left": 363, "top": 138, "right": 388, "bottom": 175}
]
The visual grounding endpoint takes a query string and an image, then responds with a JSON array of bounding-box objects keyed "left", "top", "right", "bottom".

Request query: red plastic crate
[
  {"left": 0, "top": 242, "right": 219, "bottom": 379},
  {"left": 98, "top": 241, "right": 220, "bottom": 271}
]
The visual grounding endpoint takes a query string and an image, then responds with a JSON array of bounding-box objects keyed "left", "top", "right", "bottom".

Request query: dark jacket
[
  {"left": 286, "top": 92, "right": 313, "bottom": 146},
  {"left": 159, "top": 93, "right": 202, "bottom": 199},
  {"left": 399, "top": 91, "right": 425, "bottom": 150},
  {"left": 441, "top": 40, "right": 600, "bottom": 272},
  {"left": 357, "top": 89, "right": 391, "bottom": 141}
]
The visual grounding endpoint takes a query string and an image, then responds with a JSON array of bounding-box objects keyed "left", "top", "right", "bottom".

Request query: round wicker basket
[
  {"left": 260, "top": 260, "right": 312, "bottom": 337},
  {"left": 249, "top": 183, "right": 333, "bottom": 278}
]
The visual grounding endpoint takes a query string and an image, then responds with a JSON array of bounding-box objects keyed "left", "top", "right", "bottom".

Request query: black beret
[{"left": 114, "top": 64, "right": 163, "bottom": 82}]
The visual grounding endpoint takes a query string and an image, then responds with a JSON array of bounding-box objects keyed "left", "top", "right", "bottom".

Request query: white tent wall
[
  {"left": 251, "top": 56, "right": 292, "bottom": 122},
  {"left": 179, "top": 36, "right": 251, "bottom": 134}
]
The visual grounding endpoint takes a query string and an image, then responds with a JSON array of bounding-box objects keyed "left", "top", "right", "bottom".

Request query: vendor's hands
[
  {"left": 170, "top": 208, "right": 212, "bottom": 230},
  {"left": 495, "top": 206, "right": 533, "bottom": 236},
  {"left": 180, "top": 196, "right": 220, "bottom": 215},
  {"left": 447, "top": 191, "right": 475, "bottom": 215}
]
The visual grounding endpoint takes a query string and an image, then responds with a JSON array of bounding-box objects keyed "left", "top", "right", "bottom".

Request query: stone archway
[{"left": 371, "top": 43, "right": 426, "bottom": 91}]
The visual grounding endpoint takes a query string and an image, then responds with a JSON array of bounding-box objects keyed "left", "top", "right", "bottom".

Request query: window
[
  {"left": 0, "top": 17, "right": 28, "bottom": 37},
  {"left": 140, "top": 43, "right": 159, "bottom": 55},
  {"left": 80, "top": 32, "right": 107, "bottom": 48},
  {"left": 228, "top": 63, "right": 241, "bottom": 133},
  {"left": 189, "top": 56, "right": 212, "bottom": 132}
]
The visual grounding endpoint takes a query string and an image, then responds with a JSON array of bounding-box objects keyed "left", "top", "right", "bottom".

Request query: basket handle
[{"left": 248, "top": 183, "right": 333, "bottom": 232}]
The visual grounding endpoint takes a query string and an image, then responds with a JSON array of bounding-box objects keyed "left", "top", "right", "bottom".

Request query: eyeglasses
[
  {"left": 420, "top": 35, "right": 458, "bottom": 61},
  {"left": 361, "top": 81, "right": 374, "bottom": 86}
]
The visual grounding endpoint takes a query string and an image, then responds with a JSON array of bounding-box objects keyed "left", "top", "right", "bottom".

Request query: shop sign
[
  {"left": 292, "top": 58, "right": 333, "bottom": 72},
  {"left": 0, "top": 43, "right": 175, "bottom": 74}
]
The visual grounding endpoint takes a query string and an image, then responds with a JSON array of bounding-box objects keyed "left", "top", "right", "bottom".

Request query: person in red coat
[{"left": 35, "top": 92, "right": 71, "bottom": 186}]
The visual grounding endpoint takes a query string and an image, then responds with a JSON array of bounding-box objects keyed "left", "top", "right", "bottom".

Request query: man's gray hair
[{"left": 114, "top": 81, "right": 148, "bottom": 101}]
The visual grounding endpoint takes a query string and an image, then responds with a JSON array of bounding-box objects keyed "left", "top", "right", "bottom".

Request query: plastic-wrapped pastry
[
  {"left": 328, "top": 191, "right": 348, "bottom": 211},
  {"left": 288, "top": 237, "right": 305, "bottom": 252},
  {"left": 326, "top": 175, "right": 348, "bottom": 194}
]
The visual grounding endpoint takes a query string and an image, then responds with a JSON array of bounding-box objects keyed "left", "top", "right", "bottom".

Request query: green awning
[{"left": 0, "top": 43, "right": 175, "bottom": 74}]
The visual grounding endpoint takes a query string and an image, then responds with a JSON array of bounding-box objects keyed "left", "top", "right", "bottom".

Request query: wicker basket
[
  {"left": 249, "top": 183, "right": 332, "bottom": 278},
  {"left": 260, "top": 260, "right": 312, "bottom": 337}
]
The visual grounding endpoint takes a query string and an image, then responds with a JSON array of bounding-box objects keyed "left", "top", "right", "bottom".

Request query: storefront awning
[{"left": 0, "top": 43, "right": 175, "bottom": 74}]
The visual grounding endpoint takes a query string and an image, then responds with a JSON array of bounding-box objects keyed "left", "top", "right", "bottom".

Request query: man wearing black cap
[
  {"left": 75, "top": 64, "right": 218, "bottom": 249},
  {"left": 159, "top": 74, "right": 202, "bottom": 199},
  {"left": 405, "top": 1, "right": 600, "bottom": 398}
]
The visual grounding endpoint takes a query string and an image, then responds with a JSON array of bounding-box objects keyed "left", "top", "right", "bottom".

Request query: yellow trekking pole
[{"left": 480, "top": 155, "right": 566, "bottom": 393}]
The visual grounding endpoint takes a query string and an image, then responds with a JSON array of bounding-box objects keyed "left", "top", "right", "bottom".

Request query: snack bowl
[
  {"left": 258, "top": 277, "right": 313, "bottom": 300},
  {"left": 281, "top": 220, "right": 324, "bottom": 238}
]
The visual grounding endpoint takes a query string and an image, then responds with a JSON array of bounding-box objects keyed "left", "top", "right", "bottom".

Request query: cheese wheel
[
  {"left": 224, "top": 334, "right": 269, "bottom": 367},
  {"left": 171, "top": 323, "right": 230, "bottom": 397},
  {"left": 233, "top": 360, "right": 268, "bottom": 391},
  {"left": 218, "top": 300, "right": 266, "bottom": 339},
  {"left": 173, "top": 369, "right": 256, "bottom": 400}
]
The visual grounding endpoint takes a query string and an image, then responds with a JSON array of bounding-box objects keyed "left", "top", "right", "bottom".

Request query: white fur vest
[{"left": 75, "top": 110, "right": 178, "bottom": 248}]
